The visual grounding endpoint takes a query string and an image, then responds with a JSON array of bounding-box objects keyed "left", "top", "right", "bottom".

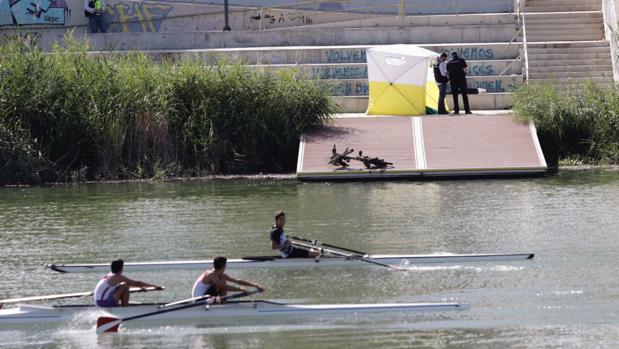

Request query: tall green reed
[
  {"left": 0, "top": 35, "right": 336, "bottom": 184},
  {"left": 512, "top": 82, "right": 619, "bottom": 166}
]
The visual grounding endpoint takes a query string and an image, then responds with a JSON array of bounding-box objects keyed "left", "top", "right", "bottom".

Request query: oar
[
  {"left": 291, "top": 240, "right": 406, "bottom": 271},
  {"left": 290, "top": 236, "right": 367, "bottom": 256},
  {"left": 96, "top": 289, "right": 262, "bottom": 334},
  {"left": 0, "top": 286, "right": 164, "bottom": 309}
]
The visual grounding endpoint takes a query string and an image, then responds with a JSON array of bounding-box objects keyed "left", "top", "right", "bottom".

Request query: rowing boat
[
  {"left": 46, "top": 253, "right": 534, "bottom": 273},
  {"left": 0, "top": 300, "right": 469, "bottom": 326}
]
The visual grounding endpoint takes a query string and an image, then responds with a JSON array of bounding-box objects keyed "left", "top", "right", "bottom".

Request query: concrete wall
[
  {"left": 162, "top": 0, "right": 514, "bottom": 15},
  {"left": 0, "top": 0, "right": 514, "bottom": 31}
]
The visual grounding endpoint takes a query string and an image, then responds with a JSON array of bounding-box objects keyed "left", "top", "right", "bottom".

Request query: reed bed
[
  {"left": 0, "top": 36, "right": 336, "bottom": 185},
  {"left": 512, "top": 82, "right": 619, "bottom": 167}
]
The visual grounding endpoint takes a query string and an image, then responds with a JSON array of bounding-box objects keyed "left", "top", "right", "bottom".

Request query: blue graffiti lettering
[
  {"left": 325, "top": 50, "right": 367, "bottom": 63},
  {"left": 469, "top": 64, "right": 495, "bottom": 76},
  {"left": 440, "top": 47, "right": 495, "bottom": 60},
  {"left": 311, "top": 66, "right": 367, "bottom": 79},
  {"left": 329, "top": 81, "right": 369, "bottom": 96},
  {"left": 472, "top": 79, "right": 504, "bottom": 92}
]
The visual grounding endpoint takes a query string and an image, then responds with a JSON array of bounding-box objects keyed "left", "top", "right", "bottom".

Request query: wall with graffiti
[
  {"left": 0, "top": 0, "right": 515, "bottom": 32},
  {"left": 0, "top": 0, "right": 70, "bottom": 26}
]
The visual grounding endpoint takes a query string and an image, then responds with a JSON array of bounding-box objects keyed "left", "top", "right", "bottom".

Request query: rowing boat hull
[
  {"left": 0, "top": 301, "right": 469, "bottom": 326},
  {"left": 46, "top": 253, "right": 534, "bottom": 273}
]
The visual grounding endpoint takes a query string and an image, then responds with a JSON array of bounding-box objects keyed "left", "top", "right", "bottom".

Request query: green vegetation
[
  {"left": 512, "top": 82, "right": 619, "bottom": 167},
  {"left": 0, "top": 36, "right": 336, "bottom": 185}
]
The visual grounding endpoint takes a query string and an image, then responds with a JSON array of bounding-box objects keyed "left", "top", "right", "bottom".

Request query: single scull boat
[{"left": 46, "top": 253, "right": 534, "bottom": 273}]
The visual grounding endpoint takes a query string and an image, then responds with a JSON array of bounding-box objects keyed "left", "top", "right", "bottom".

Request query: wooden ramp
[{"left": 297, "top": 113, "right": 547, "bottom": 180}]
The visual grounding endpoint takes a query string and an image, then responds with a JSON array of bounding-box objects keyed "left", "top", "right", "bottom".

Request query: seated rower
[
  {"left": 93, "top": 259, "right": 161, "bottom": 307},
  {"left": 270, "top": 210, "right": 320, "bottom": 258},
  {"left": 192, "top": 256, "right": 264, "bottom": 301}
]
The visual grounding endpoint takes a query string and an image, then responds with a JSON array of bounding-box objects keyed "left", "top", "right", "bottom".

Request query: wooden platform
[{"left": 297, "top": 113, "right": 547, "bottom": 180}]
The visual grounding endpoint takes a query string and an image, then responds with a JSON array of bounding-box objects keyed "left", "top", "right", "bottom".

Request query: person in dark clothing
[
  {"left": 446, "top": 51, "right": 472, "bottom": 114},
  {"left": 433, "top": 53, "right": 449, "bottom": 114},
  {"left": 270, "top": 211, "right": 319, "bottom": 258}
]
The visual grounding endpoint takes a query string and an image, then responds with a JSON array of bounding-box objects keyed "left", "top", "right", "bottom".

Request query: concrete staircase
[
  {"left": 526, "top": 41, "right": 614, "bottom": 89},
  {"left": 524, "top": 10, "right": 604, "bottom": 42},
  {"left": 524, "top": 0, "right": 603, "bottom": 13},
  {"left": 523, "top": 0, "right": 613, "bottom": 90}
]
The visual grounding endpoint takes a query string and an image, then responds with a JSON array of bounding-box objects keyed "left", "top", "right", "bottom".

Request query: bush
[
  {"left": 512, "top": 82, "right": 619, "bottom": 166},
  {"left": 0, "top": 36, "right": 336, "bottom": 184}
]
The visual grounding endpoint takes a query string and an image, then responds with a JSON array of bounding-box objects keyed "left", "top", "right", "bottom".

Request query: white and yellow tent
[{"left": 366, "top": 45, "right": 443, "bottom": 116}]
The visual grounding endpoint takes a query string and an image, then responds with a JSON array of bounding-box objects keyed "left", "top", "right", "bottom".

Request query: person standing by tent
[
  {"left": 433, "top": 53, "right": 449, "bottom": 115},
  {"left": 84, "top": 0, "right": 106, "bottom": 33},
  {"left": 446, "top": 51, "right": 472, "bottom": 115}
]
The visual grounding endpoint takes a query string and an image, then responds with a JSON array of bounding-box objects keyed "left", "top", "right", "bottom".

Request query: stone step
[
  {"left": 128, "top": 43, "right": 522, "bottom": 65},
  {"left": 524, "top": 23, "right": 603, "bottom": 31},
  {"left": 332, "top": 93, "right": 514, "bottom": 112},
  {"left": 526, "top": 33, "right": 605, "bottom": 41},
  {"left": 527, "top": 41, "right": 609, "bottom": 50},
  {"left": 528, "top": 70, "right": 613, "bottom": 79},
  {"left": 524, "top": 10, "right": 602, "bottom": 18},
  {"left": 525, "top": 58, "right": 612, "bottom": 66},
  {"left": 526, "top": 0, "right": 601, "bottom": 6},
  {"left": 524, "top": 5, "right": 602, "bottom": 12},
  {"left": 527, "top": 45, "right": 610, "bottom": 54},
  {"left": 528, "top": 64, "right": 613, "bottom": 73},
  {"left": 524, "top": 14, "right": 603, "bottom": 23},
  {"left": 526, "top": 28, "right": 603, "bottom": 36},
  {"left": 324, "top": 76, "right": 522, "bottom": 96},
  {"left": 528, "top": 76, "right": 613, "bottom": 84},
  {"left": 527, "top": 52, "right": 611, "bottom": 60}
]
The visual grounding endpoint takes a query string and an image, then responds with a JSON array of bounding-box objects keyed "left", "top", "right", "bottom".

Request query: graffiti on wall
[
  {"left": 311, "top": 66, "right": 367, "bottom": 79},
  {"left": 324, "top": 49, "right": 367, "bottom": 63},
  {"left": 0, "top": 0, "right": 69, "bottom": 26},
  {"left": 105, "top": 2, "right": 173, "bottom": 32},
  {"left": 440, "top": 47, "right": 495, "bottom": 60},
  {"left": 249, "top": 10, "right": 313, "bottom": 27}
]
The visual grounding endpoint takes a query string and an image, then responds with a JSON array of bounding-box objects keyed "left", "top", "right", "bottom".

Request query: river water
[{"left": 1, "top": 169, "right": 618, "bottom": 348}]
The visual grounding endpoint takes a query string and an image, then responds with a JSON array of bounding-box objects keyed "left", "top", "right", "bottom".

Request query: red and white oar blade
[{"left": 96, "top": 317, "right": 121, "bottom": 334}]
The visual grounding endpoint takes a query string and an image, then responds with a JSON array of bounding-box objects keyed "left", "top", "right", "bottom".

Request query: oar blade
[{"left": 96, "top": 317, "right": 121, "bottom": 334}]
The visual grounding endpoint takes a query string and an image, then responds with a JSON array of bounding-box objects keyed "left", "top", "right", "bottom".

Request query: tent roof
[{"left": 367, "top": 44, "right": 439, "bottom": 58}]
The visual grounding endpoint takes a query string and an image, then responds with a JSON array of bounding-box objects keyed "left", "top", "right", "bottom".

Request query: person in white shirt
[{"left": 93, "top": 259, "right": 161, "bottom": 307}]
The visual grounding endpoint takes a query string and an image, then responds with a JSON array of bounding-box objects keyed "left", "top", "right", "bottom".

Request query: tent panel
[
  {"left": 367, "top": 82, "right": 426, "bottom": 116},
  {"left": 367, "top": 50, "right": 429, "bottom": 84}
]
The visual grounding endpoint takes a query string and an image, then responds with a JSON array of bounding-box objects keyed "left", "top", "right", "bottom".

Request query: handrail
[{"left": 521, "top": 11, "right": 530, "bottom": 83}]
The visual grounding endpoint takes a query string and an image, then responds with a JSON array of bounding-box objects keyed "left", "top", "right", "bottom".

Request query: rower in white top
[
  {"left": 192, "top": 256, "right": 264, "bottom": 300},
  {"left": 94, "top": 259, "right": 162, "bottom": 307},
  {"left": 270, "top": 210, "right": 320, "bottom": 258}
]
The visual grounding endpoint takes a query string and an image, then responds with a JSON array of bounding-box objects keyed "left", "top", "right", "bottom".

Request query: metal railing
[
  {"left": 512, "top": 0, "right": 529, "bottom": 83},
  {"left": 497, "top": 26, "right": 523, "bottom": 77},
  {"left": 520, "top": 10, "right": 530, "bottom": 82}
]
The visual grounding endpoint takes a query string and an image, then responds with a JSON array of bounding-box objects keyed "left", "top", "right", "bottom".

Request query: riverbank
[
  {"left": 0, "top": 36, "right": 336, "bottom": 186},
  {"left": 2, "top": 166, "right": 618, "bottom": 188}
]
